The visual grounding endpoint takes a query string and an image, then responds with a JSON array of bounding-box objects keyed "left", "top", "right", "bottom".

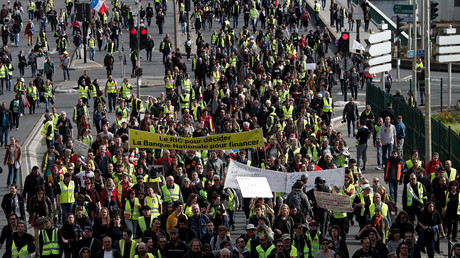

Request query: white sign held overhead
[
  {"left": 365, "top": 30, "right": 392, "bottom": 44},
  {"left": 74, "top": 140, "right": 89, "bottom": 157},
  {"left": 436, "top": 54, "right": 460, "bottom": 63},
  {"left": 436, "top": 35, "right": 460, "bottom": 45},
  {"left": 366, "top": 41, "right": 392, "bottom": 57},
  {"left": 365, "top": 54, "right": 392, "bottom": 66},
  {"left": 237, "top": 177, "right": 273, "bottom": 198},
  {"left": 366, "top": 63, "right": 393, "bottom": 74},
  {"left": 306, "top": 63, "right": 316, "bottom": 70},
  {"left": 353, "top": 40, "right": 365, "bottom": 51}
]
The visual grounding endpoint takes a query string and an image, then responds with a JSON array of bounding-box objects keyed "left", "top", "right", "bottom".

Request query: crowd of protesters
[{"left": 0, "top": 0, "right": 455, "bottom": 257}]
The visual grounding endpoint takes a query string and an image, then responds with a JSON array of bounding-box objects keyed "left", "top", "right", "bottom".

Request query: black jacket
[
  {"left": 1, "top": 193, "right": 26, "bottom": 219},
  {"left": 0, "top": 108, "right": 12, "bottom": 129}
]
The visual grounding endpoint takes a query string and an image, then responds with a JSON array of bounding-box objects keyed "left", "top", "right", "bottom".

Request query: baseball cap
[
  {"left": 170, "top": 228, "right": 179, "bottom": 234},
  {"left": 246, "top": 224, "right": 256, "bottom": 230},
  {"left": 282, "top": 233, "right": 291, "bottom": 240},
  {"left": 362, "top": 184, "right": 371, "bottom": 190}
]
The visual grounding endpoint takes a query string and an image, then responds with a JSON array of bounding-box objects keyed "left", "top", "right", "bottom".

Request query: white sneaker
[{"left": 376, "top": 166, "right": 382, "bottom": 170}]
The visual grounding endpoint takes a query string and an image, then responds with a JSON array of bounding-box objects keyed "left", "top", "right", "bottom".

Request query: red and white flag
[{"left": 90, "top": 0, "right": 108, "bottom": 15}]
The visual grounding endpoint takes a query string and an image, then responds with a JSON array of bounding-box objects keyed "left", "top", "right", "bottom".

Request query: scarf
[
  {"left": 373, "top": 215, "right": 382, "bottom": 232},
  {"left": 107, "top": 186, "right": 114, "bottom": 200}
]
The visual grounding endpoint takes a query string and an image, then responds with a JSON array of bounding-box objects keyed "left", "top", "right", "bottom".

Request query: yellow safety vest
[
  {"left": 41, "top": 120, "right": 54, "bottom": 140},
  {"left": 357, "top": 192, "right": 373, "bottom": 216},
  {"left": 256, "top": 245, "right": 275, "bottom": 258},
  {"left": 124, "top": 198, "right": 140, "bottom": 220},
  {"left": 11, "top": 241, "right": 29, "bottom": 258},
  {"left": 406, "top": 182, "right": 424, "bottom": 206},
  {"left": 315, "top": 2, "right": 320, "bottom": 12},
  {"left": 78, "top": 85, "right": 89, "bottom": 99},
  {"left": 88, "top": 38, "right": 95, "bottom": 48},
  {"left": 121, "top": 83, "right": 131, "bottom": 99},
  {"left": 119, "top": 240, "right": 137, "bottom": 257},
  {"left": 369, "top": 203, "right": 389, "bottom": 218},
  {"left": 161, "top": 184, "right": 180, "bottom": 202},
  {"left": 180, "top": 94, "right": 190, "bottom": 109},
  {"left": 27, "top": 86, "right": 38, "bottom": 100},
  {"left": 41, "top": 228, "right": 60, "bottom": 256},
  {"left": 282, "top": 105, "right": 294, "bottom": 119},
  {"left": 322, "top": 98, "right": 332, "bottom": 112},
  {"left": 307, "top": 232, "right": 321, "bottom": 257},
  {"left": 59, "top": 181, "right": 75, "bottom": 204},
  {"left": 106, "top": 80, "right": 116, "bottom": 93}
]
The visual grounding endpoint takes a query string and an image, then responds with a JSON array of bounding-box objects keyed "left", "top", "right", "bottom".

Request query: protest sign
[
  {"left": 285, "top": 168, "right": 345, "bottom": 192},
  {"left": 225, "top": 161, "right": 344, "bottom": 193},
  {"left": 73, "top": 140, "right": 89, "bottom": 157},
  {"left": 237, "top": 177, "right": 273, "bottom": 198},
  {"left": 129, "top": 129, "right": 264, "bottom": 150},
  {"left": 224, "top": 161, "right": 286, "bottom": 192},
  {"left": 314, "top": 191, "right": 353, "bottom": 212}
]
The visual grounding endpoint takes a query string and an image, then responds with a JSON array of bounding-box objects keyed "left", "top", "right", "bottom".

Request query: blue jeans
[
  {"left": 376, "top": 143, "right": 382, "bottom": 166},
  {"left": 63, "top": 67, "right": 70, "bottom": 80},
  {"left": 28, "top": 10, "right": 34, "bottom": 20},
  {"left": 227, "top": 209, "right": 235, "bottom": 227},
  {"left": 233, "top": 16, "right": 238, "bottom": 28},
  {"left": 108, "top": 93, "right": 117, "bottom": 112},
  {"left": 125, "top": 219, "right": 138, "bottom": 237},
  {"left": 61, "top": 203, "right": 73, "bottom": 224},
  {"left": 350, "top": 84, "right": 358, "bottom": 100},
  {"left": 89, "top": 48, "right": 95, "bottom": 60},
  {"left": 347, "top": 118, "right": 356, "bottom": 137},
  {"left": 0, "top": 126, "right": 10, "bottom": 146},
  {"left": 181, "top": 22, "right": 186, "bottom": 34},
  {"left": 14, "top": 33, "right": 19, "bottom": 46},
  {"left": 387, "top": 179, "right": 398, "bottom": 203},
  {"left": 44, "top": 97, "right": 52, "bottom": 112},
  {"left": 7, "top": 164, "right": 18, "bottom": 186},
  {"left": 382, "top": 143, "right": 393, "bottom": 166}
]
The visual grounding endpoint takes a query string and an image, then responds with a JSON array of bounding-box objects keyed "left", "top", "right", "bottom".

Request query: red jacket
[{"left": 425, "top": 160, "right": 443, "bottom": 175}]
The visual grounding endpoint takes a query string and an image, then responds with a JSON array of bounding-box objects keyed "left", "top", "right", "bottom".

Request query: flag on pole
[
  {"left": 90, "top": 0, "right": 108, "bottom": 15},
  {"left": 353, "top": 40, "right": 365, "bottom": 51}
]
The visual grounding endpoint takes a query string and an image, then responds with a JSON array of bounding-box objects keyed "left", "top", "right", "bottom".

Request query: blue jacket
[
  {"left": 396, "top": 121, "right": 406, "bottom": 140},
  {"left": 188, "top": 213, "right": 210, "bottom": 239}
]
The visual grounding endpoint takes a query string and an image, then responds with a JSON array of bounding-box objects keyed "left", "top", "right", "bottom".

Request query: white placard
[
  {"left": 225, "top": 161, "right": 345, "bottom": 193},
  {"left": 224, "top": 161, "right": 286, "bottom": 192},
  {"left": 37, "top": 56, "right": 46, "bottom": 70},
  {"left": 284, "top": 168, "right": 345, "bottom": 192},
  {"left": 73, "top": 140, "right": 89, "bottom": 157},
  {"left": 237, "top": 177, "right": 273, "bottom": 198},
  {"left": 306, "top": 63, "right": 316, "bottom": 70},
  {"left": 314, "top": 191, "right": 353, "bottom": 212}
]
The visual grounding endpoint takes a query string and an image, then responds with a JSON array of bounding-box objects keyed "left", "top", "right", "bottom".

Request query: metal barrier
[{"left": 366, "top": 83, "right": 460, "bottom": 168}]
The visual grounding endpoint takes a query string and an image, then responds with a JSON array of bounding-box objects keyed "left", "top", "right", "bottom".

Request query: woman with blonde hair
[{"left": 272, "top": 203, "right": 294, "bottom": 240}]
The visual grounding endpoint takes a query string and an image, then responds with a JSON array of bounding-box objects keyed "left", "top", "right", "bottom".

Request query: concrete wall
[{"left": 439, "top": 0, "right": 460, "bottom": 22}]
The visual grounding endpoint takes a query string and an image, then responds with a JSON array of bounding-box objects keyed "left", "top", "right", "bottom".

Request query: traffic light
[
  {"left": 396, "top": 15, "right": 404, "bottom": 37},
  {"left": 140, "top": 27, "right": 148, "bottom": 49},
  {"left": 135, "top": 68, "right": 143, "bottom": 77},
  {"left": 430, "top": 1, "right": 439, "bottom": 20},
  {"left": 130, "top": 27, "right": 138, "bottom": 50},
  {"left": 340, "top": 32, "right": 350, "bottom": 53}
]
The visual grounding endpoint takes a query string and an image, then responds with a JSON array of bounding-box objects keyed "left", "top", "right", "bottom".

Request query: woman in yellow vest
[
  {"left": 443, "top": 181, "right": 460, "bottom": 241},
  {"left": 122, "top": 189, "right": 142, "bottom": 237},
  {"left": 353, "top": 184, "right": 373, "bottom": 230}
]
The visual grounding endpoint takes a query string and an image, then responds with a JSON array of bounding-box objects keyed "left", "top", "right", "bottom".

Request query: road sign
[
  {"left": 436, "top": 54, "right": 460, "bottom": 63},
  {"left": 404, "top": 16, "right": 414, "bottom": 22},
  {"left": 366, "top": 63, "right": 392, "bottom": 74},
  {"left": 437, "top": 45, "right": 460, "bottom": 54},
  {"left": 408, "top": 50, "right": 414, "bottom": 57},
  {"left": 437, "top": 35, "right": 460, "bottom": 45},
  {"left": 416, "top": 50, "right": 425, "bottom": 57},
  {"left": 393, "top": 4, "right": 413, "bottom": 14},
  {"left": 365, "top": 54, "right": 392, "bottom": 66},
  {"left": 365, "top": 30, "right": 392, "bottom": 44},
  {"left": 366, "top": 41, "right": 392, "bottom": 57}
]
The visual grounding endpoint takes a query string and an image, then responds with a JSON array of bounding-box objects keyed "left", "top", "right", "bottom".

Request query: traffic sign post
[
  {"left": 364, "top": 25, "right": 392, "bottom": 90},
  {"left": 436, "top": 25, "right": 460, "bottom": 111},
  {"left": 393, "top": 4, "right": 414, "bottom": 14}
]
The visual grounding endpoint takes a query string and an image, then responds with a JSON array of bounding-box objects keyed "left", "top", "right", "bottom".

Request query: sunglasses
[{"left": 276, "top": 245, "right": 283, "bottom": 248}]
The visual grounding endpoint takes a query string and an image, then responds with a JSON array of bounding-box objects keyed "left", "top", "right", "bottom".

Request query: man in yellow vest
[
  {"left": 120, "top": 77, "right": 132, "bottom": 102},
  {"left": 27, "top": 0, "right": 35, "bottom": 20},
  {"left": 314, "top": 0, "right": 321, "bottom": 24},
  {"left": 445, "top": 160, "right": 458, "bottom": 182},
  {"left": 402, "top": 173, "right": 427, "bottom": 222},
  {"left": 120, "top": 229, "right": 138, "bottom": 257},
  {"left": 162, "top": 176, "right": 182, "bottom": 206},
  {"left": 56, "top": 173, "right": 76, "bottom": 225},
  {"left": 104, "top": 75, "right": 118, "bottom": 113},
  {"left": 39, "top": 217, "right": 63, "bottom": 257},
  {"left": 9, "top": 221, "right": 35, "bottom": 257},
  {"left": 41, "top": 113, "right": 54, "bottom": 148},
  {"left": 179, "top": 89, "right": 190, "bottom": 113},
  {"left": 88, "top": 34, "right": 96, "bottom": 61},
  {"left": 320, "top": 92, "right": 334, "bottom": 125},
  {"left": 255, "top": 233, "right": 274, "bottom": 257}
]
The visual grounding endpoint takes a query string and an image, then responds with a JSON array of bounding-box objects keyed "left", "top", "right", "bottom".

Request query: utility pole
[
  {"left": 412, "top": 1, "right": 418, "bottom": 105},
  {"left": 136, "top": 2, "right": 141, "bottom": 97},
  {"left": 424, "top": 0, "right": 431, "bottom": 164},
  {"left": 173, "top": 0, "right": 179, "bottom": 51},
  {"left": 420, "top": 0, "right": 424, "bottom": 49}
]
